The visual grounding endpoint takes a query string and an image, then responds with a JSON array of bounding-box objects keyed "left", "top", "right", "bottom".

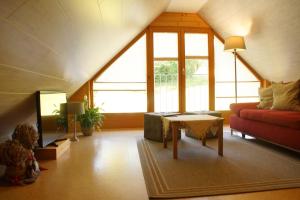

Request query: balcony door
[
  {"left": 153, "top": 32, "right": 179, "bottom": 112},
  {"left": 184, "top": 33, "right": 209, "bottom": 111},
  {"left": 152, "top": 31, "right": 209, "bottom": 113}
]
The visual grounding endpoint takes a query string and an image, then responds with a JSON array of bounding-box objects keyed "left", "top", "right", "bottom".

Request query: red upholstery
[
  {"left": 230, "top": 102, "right": 259, "bottom": 116},
  {"left": 240, "top": 109, "right": 300, "bottom": 130},
  {"left": 230, "top": 115, "right": 300, "bottom": 151},
  {"left": 230, "top": 102, "right": 300, "bottom": 152}
]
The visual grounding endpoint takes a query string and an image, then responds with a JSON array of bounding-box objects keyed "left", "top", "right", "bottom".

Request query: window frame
[
  {"left": 90, "top": 28, "right": 263, "bottom": 116},
  {"left": 148, "top": 27, "right": 214, "bottom": 113}
]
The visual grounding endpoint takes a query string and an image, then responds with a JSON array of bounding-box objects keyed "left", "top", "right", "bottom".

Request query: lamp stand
[
  {"left": 70, "top": 114, "right": 79, "bottom": 142},
  {"left": 234, "top": 49, "right": 238, "bottom": 103},
  {"left": 224, "top": 36, "right": 246, "bottom": 104}
]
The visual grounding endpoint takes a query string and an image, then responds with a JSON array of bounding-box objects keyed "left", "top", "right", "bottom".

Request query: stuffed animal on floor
[{"left": 0, "top": 124, "right": 40, "bottom": 185}]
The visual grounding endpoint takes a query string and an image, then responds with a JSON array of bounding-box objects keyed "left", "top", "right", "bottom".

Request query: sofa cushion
[
  {"left": 271, "top": 80, "right": 300, "bottom": 111},
  {"left": 240, "top": 109, "right": 300, "bottom": 130},
  {"left": 230, "top": 102, "right": 259, "bottom": 117},
  {"left": 257, "top": 86, "right": 273, "bottom": 109}
]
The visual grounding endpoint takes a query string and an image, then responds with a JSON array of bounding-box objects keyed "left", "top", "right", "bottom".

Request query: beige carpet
[{"left": 137, "top": 132, "right": 300, "bottom": 199}]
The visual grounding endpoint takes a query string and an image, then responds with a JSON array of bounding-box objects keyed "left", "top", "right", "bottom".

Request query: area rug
[{"left": 137, "top": 133, "right": 300, "bottom": 199}]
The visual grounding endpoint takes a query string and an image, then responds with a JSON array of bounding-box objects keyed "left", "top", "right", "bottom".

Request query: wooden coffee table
[{"left": 162, "top": 115, "right": 224, "bottom": 159}]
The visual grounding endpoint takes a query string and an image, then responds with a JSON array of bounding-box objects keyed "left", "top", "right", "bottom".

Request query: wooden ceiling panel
[
  {"left": 0, "top": 0, "right": 170, "bottom": 88},
  {"left": 0, "top": 19, "right": 67, "bottom": 79},
  {"left": 0, "top": 93, "right": 37, "bottom": 142},
  {"left": 0, "top": 65, "right": 71, "bottom": 93},
  {"left": 0, "top": 93, "right": 32, "bottom": 117},
  {"left": 0, "top": 0, "right": 26, "bottom": 18},
  {"left": 6, "top": 0, "right": 75, "bottom": 56}
]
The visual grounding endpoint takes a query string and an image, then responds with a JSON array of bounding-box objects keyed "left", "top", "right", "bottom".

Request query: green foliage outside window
[{"left": 154, "top": 60, "right": 208, "bottom": 86}]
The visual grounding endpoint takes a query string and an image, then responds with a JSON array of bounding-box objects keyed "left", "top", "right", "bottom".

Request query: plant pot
[{"left": 81, "top": 127, "right": 94, "bottom": 136}]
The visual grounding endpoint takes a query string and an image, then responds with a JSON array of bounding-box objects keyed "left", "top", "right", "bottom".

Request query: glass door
[
  {"left": 153, "top": 32, "right": 179, "bottom": 112},
  {"left": 184, "top": 33, "right": 209, "bottom": 111}
]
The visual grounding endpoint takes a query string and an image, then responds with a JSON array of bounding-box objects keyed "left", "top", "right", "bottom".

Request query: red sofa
[{"left": 230, "top": 102, "right": 300, "bottom": 152}]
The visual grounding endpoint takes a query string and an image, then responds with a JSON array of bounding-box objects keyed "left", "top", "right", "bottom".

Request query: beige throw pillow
[
  {"left": 271, "top": 80, "right": 300, "bottom": 111},
  {"left": 257, "top": 86, "right": 273, "bottom": 109}
]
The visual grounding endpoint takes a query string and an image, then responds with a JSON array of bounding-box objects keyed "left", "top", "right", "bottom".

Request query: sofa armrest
[{"left": 230, "top": 102, "right": 259, "bottom": 116}]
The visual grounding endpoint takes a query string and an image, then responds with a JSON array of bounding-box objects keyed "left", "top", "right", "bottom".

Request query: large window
[
  {"left": 92, "top": 31, "right": 261, "bottom": 114},
  {"left": 93, "top": 34, "right": 147, "bottom": 113},
  {"left": 214, "top": 37, "right": 260, "bottom": 110},
  {"left": 185, "top": 33, "right": 209, "bottom": 111},
  {"left": 154, "top": 32, "right": 179, "bottom": 112}
]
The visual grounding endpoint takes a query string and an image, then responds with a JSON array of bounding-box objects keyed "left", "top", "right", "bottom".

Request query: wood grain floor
[{"left": 0, "top": 129, "right": 299, "bottom": 200}]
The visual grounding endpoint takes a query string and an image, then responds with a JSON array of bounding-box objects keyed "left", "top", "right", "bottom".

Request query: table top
[{"left": 164, "top": 114, "right": 223, "bottom": 122}]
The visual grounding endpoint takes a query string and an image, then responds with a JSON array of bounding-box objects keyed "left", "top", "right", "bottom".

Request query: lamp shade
[
  {"left": 224, "top": 36, "right": 246, "bottom": 52},
  {"left": 67, "top": 102, "right": 85, "bottom": 115}
]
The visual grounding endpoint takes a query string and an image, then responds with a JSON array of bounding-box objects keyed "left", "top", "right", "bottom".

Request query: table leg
[
  {"left": 202, "top": 135, "right": 206, "bottom": 146},
  {"left": 163, "top": 133, "right": 167, "bottom": 148},
  {"left": 172, "top": 123, "right": 178, "bottom": 159},
  {"left": 218, "top": 120, "right": 223, "bottom": 156}
]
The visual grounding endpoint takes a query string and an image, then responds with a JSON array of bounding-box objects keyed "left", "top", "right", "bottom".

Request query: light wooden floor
[{"left": 0, "top": 129, "right": 299, "bottom": 200}]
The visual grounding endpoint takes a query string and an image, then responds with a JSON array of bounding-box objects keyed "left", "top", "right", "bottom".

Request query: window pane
[
  {"left": 216, "top": 97, "right": 258, "bottom": 111},
  {"left": 237, "top": 60, "right": 258, "bottom": 81},
  {"left": 154, "top": 33, "right": 178, "bottom": 58},
  {"left": 185, "top": 33, "right": 208, "bottom": 56},
  {"left": 238, "top": 82, "right": 260, "bottom": 96},
  {"left": 95, "top": 35, "right": 146, "bottom": 82},
  {"left": 154, "top": 60, "right": 179, "bottom": 112},
  {"left": 214, "top": 36, "right": 260, "bottom": 111},
  {"left": 215, "top": 98, "right": 234, "bottom": 110},
  {"left": 93, "top": 82, "right": 146, "bottom": 90},
  {"left": 237, "top": 97, "right": 259, "bottom": 103},
  {"left": 214, "top": 37, "right": 235, "bottom": 82},
  {"left": 215, "top": 82, "right": 260, "bottom": 97},
  {"left": 185, "top": 59, "right": 209, "bottom": 111},
  {"left": 93, "top": 34, "right": 146, "bottom": 113},
  {"left": 215, "top": 83, "right": 235, "bottom": 97},
  {"left": 94, "top": 91, "right": 146, "bottom": 113}
]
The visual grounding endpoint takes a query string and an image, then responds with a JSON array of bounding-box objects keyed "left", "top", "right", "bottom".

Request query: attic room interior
[{"left": 0, "top": 0, "right": 300, "bottom": 199}]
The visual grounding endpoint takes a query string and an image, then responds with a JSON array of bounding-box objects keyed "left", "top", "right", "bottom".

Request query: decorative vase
[{"left": 81, "top": 127, "right": 94, "bottom": 136}]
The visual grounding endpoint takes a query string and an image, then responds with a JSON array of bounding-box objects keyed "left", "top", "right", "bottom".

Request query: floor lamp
[
  {"left": 224, "top": 36, "right": 246, "bottom": 103},
  {"left": 67, "top": 102, "right": 85, "bottom": 142}
]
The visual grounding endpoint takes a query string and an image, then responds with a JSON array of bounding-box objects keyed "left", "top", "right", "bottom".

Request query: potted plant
[
  {"left": 77, "top": 96, "right": 104, "bottom": 136},
  {"left": 53, "top": 103, "right": 68, "bottom": 131}
]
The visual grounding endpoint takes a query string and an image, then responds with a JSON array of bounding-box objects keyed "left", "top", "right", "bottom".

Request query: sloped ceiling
[
  {"left": 198, "top": 0, "right": 300, "bottom": 82},
  {"left": 0, "top": 0, "right": 170, "bottom": 116},
  {"left": 0, "top": 0, "right": 169, "bottom": 138},
  {"left": 166, "top": 0, "right": 207, "bottom": 13}
]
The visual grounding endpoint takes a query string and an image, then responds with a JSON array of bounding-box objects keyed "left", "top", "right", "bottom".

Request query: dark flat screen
[{"left": 36, "top": 91, "right": 67, "bottom": 147}]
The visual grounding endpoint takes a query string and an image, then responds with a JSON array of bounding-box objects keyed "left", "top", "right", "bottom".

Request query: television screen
[{"left": 36, "top": 91, "right": 67, "bottom": 147}]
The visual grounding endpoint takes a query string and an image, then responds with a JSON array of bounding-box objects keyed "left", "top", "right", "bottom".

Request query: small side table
[{"left": 162, "top": 115, "right": 224, "bottom": 159}]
